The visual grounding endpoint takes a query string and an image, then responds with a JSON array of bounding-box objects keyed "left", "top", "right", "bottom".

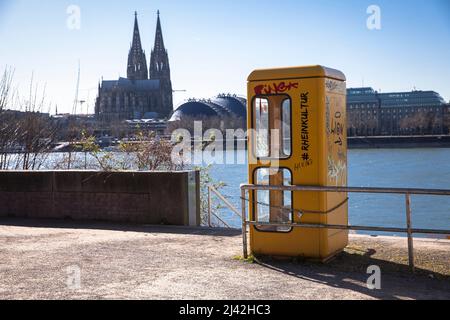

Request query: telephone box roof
[{"left": 248, "top": 65, "right": 346, "bottom": 82}]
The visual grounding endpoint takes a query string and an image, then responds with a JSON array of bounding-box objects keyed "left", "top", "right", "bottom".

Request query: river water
[
  {"left": 210, "top": 148, "right": 450, "bottom": 236},
  {"left": 5, "top": 148, "right": 450, "bottom": 236}
]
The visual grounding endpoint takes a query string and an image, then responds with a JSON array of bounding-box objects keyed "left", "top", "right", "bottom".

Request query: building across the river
[
  {"left": 347, "top": 87, "right": 449, "bottom": 136},
  {"left": 95, "top": 11, "right": 173, "bottom": 122},
  {"left": 168, "top": 94, "right": 247, "bottom": 133},
  {"left": 170, "top": 94, "right": 247, "bottom": 121}
]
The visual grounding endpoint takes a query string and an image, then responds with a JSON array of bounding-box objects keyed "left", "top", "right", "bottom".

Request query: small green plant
[
  {"left": 119, "top": 130, "right": 184, "bottom": 171},
  {"left": 78, "top": 130, "right": 115, "bottom": 171},
  {"left": 232, "top": 255, "right": 256, "bottom": 264},
  {"left": 73, "top": 129, "right": 185, "bottom": 172}
]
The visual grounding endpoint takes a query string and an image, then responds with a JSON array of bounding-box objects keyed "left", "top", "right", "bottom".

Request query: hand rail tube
[{"left": 240, "top": 183, "right": 450, "bottom": 272}]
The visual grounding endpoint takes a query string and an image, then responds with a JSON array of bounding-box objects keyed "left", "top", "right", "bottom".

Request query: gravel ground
[{"left": 0, "top": 218, "right": 449, "bottom": 300}]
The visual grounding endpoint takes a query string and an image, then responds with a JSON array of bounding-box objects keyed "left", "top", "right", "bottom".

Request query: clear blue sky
[{"left": 1, "top": 0, "right": 449, "bottom": 114}]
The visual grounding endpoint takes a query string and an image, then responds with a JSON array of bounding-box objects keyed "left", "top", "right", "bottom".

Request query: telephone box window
[
  {"left": 254, "top": 168, "right": 292, "bottom": 232},
  {"left": 282, "top": 99, "right": 291, "bottom": 156},
  {"left": 253, "top": 95, "right": 292, "bottom": 159},
  {"left": 254, "top": 97, "right": 269, "bottom": 157}
]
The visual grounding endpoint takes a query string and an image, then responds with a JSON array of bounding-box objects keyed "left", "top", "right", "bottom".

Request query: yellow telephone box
[{"left": 247, "top": 65, "right": 348, "bottom": 261}]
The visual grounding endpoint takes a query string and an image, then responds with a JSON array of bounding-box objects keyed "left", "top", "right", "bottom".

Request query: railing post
[
  {"left": 241, "top": 188, "right": 248, "bottom": 259},
  {"left": 208, "top": 186, "right": 212, "bottom": 227},
  {"left": 405, "top": 194, "right": 415, "bottom": 272}
]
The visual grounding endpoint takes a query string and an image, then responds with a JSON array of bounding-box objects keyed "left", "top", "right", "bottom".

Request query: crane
[{"left": 72, "top": 60, "right": 81, "bottom": 115}]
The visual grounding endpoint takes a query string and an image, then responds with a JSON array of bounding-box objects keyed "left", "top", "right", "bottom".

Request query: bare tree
[
  {"left": 0, "top": 67, "right": 57, "bottom": 170},
  {"left": 0, "top": 67, "right": 18, "bottom": 170},
  {"left": 119, "top": 131, "right": 183, "bottom": 171},
  {"left": 0, "top": 66, "right": 15, "bottom": 112},
  {"left": 400, "top": 111, "right": 440, "bottom": 135},
  {"left": 347, "top": 111, "right": 364, "bottom": 136},
  {"left": 444, "top": 106, "right": 450, "bottom": 134}
]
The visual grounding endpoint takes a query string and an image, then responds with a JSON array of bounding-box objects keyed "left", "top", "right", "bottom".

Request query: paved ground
[{"left": 0, "top": 218, "right": 449, "bottom": 300}]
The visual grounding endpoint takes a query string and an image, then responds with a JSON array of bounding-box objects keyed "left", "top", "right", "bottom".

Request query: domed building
[{"left": 169, "top": 94, "right": 247, "bottom": 122}]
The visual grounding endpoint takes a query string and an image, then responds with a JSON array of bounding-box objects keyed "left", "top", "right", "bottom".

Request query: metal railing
[
  {"left": 207, "top": 185, "right": 242, "bottom": 228},
  {"left": 240, "top": 184, "right": 450, "bottom": 272}
]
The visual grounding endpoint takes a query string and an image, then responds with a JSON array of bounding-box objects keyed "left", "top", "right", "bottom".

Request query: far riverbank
[{"left": 348, "top": 135, "right": 450, "bottom": 149}]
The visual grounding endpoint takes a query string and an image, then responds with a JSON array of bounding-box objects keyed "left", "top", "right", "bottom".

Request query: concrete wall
[{"left": 0, "top": 170, "right": 200, "bottom": 226}]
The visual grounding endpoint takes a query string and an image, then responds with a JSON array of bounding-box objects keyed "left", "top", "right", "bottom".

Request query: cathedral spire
[
  {"left": 150, "top": 10, "right": 170, "bottom": 79},
  {"left": 149, "top": 10, "right": 173, "bottom": 116},
  {"left": 153, "top": 10, "right": 165, "bottom": 53},
  {"left": 127, "top": 11, "right": 148, "bottom": 80}
]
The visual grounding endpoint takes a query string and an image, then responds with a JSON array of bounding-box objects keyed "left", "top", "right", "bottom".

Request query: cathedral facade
[{"left": 95, "top": 11, "right": 173, "bottom": 121}]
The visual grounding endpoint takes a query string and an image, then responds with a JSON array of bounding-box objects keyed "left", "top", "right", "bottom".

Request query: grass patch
[{"left": 233, "top": 254, "right": 256, "bottom": 264}]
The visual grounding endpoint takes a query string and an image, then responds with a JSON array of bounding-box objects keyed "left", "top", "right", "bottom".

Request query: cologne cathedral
[{"left": 95, "top": 11, "right": 173, "bottom": 121}]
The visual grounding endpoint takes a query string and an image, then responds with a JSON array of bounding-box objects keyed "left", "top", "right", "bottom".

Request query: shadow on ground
[
  {"left": 255, "top": 250, "right": 450, "bottom": 300},
  {"left": 1, "top": 217, "right": 448, "bottom": 300},
  {"left": 0, "top": 217, "right": 241, "bottom": 237}
]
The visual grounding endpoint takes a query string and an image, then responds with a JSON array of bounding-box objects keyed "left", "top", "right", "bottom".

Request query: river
[
  {"left": 210, "top": 148, "right": 450, "bottom": 236},
  {"left": 4, "top": 148, "right": 450, "bottom": 236}
]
